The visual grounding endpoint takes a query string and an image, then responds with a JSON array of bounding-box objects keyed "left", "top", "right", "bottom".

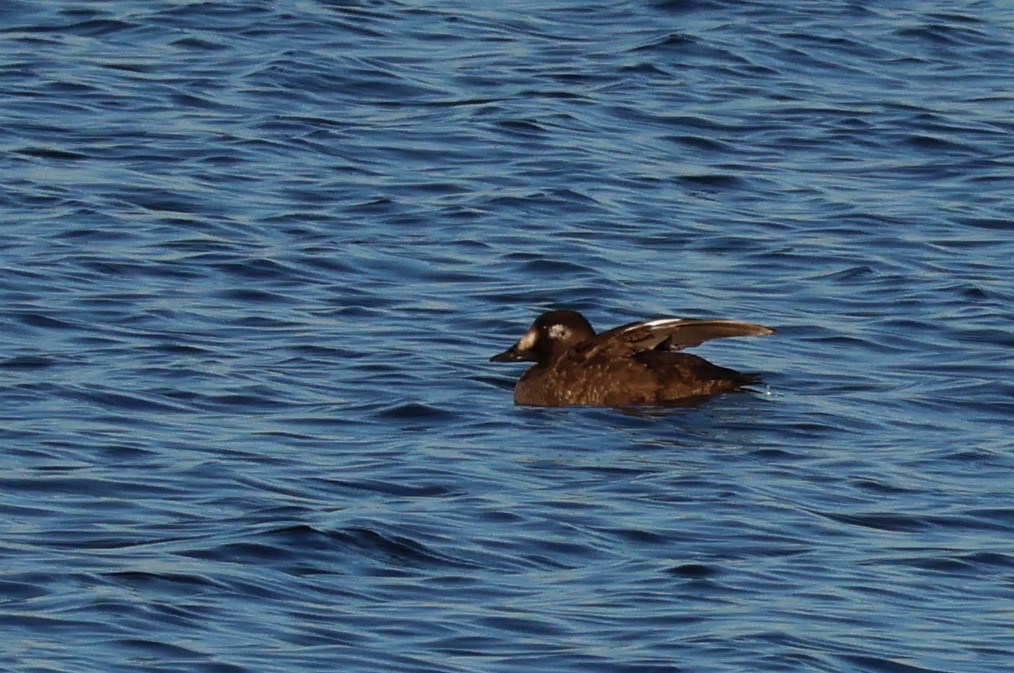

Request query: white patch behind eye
[
  {"left": 519, "top": 328, "right": 538, "bottom": 350},
  {"left": 548, "top": 324, "right": 570, "bottom": 340}
]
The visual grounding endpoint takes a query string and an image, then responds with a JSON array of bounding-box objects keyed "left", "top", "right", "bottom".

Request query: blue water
[{"left": 2, "top": 1, "right": 1013, "bottom": 671}]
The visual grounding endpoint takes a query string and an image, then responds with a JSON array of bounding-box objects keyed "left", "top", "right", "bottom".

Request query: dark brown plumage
[{"left": 490, "top": 310, "right": 774, "bottom": 406}]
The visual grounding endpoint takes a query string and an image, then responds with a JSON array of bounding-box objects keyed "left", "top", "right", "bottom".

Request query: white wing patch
[{"left": 640, "top": 318, "right": 686, "bottom": 330}]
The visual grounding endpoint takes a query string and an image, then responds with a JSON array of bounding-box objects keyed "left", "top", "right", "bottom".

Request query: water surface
[{"left": 2, "top": 2, "right": 1013, "bottom": 672}]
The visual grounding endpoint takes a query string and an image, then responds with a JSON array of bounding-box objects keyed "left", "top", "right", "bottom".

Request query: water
[{"left": 2, "top": 1, "right": 1013, "bottom": 671}]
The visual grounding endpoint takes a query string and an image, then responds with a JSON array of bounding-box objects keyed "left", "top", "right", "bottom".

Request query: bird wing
[{"left": 587, "top": 318, "right": 775, "bottom": 356}]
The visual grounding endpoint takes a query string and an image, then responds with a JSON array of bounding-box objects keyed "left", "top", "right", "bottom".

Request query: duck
[{"left": 490, "top": 309, "right": 774, "bottom": 406}]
